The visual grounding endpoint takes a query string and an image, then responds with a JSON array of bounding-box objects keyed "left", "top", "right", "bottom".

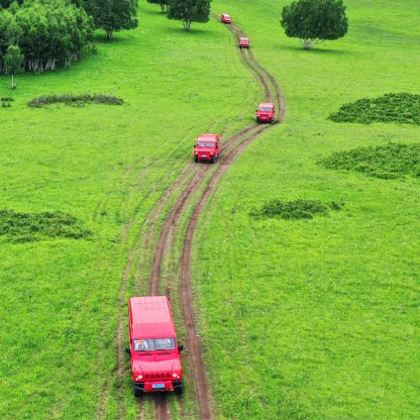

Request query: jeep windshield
[
  {"left": 133, "top": 338, "right": 176, "bottom": 352},
  {"left": 259, "top": 107, "right": 272, "bottom": 112},
  {"left": 197, "top": 141, "right": 216, "bottom": 147}
]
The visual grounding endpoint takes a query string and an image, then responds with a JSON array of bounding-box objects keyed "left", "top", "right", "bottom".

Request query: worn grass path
[
  {"left": 0, "top": 3, "right": 260, "bottom": 418},
  {"left": 192, "top": 0, "right": 420, "bottom": 418}
]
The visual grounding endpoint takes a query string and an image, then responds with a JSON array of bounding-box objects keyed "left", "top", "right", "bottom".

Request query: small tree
[
  {"left": 83, "top": 0, "right": 138, "bottom": 40},
  {"left": 147, "top": 0, "right": 168, "bottom": 13},
  {"left": 280, "top": 0, "right": 348, "bottom": 50},
  {"left": 4, "top": 44, "right": 23, "bottom": 89},
  {"left": 167, "top": 0, "right": 210, "bottom": 31}
]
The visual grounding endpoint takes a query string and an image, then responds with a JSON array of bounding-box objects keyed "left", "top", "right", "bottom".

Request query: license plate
[
  {"left": 152, "top": 383, "right": 165, "bottom": 389},
  {"left": 202, "top": 155, "right": 207, "bottom": 158}
]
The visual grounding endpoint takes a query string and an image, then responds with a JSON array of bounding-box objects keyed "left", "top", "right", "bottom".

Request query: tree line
[
  {"left": 0, "top": 0, "right": 349, "bottom": 88},
  {"left": 0, "top": 0, "right": 94, "bottom": 75},
  {"left": 0, "top": 0, "right": 138, "bottom": 83}
]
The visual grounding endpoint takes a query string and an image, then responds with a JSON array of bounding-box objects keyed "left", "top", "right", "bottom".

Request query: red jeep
[
  {"left": 221, "top": 13, "right": 231, "bottom": 24},
  {"left": 128, "top": 296, "right": 184, "bottom": 397},
  {"left": 194, "top": 134, "right": 220, "bottom": 163},
  {"left": 256, "top": 102, "right": 275, "bottom": 124},
  {"left": 239, "top": 37, "right": 249, "bottom": 49}
]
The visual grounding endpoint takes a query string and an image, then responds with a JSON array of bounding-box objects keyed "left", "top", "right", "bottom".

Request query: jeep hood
[{"left": 132, "top": 356, "right": 181, "bottom": 374}]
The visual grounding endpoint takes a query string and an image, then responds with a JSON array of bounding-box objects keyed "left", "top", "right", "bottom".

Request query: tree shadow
[
  {"left": 280, "top": 44, "right": 351, "bottom": 56},
  {"left": 94, "top": 32, "right": 133, "bottom": 44},
  {"left": 164, "top": 26, "right": 214, "bottom": 37}
]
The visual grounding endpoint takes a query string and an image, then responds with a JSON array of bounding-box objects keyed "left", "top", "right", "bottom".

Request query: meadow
[
  {"left": 0, "top": 3, "right": 259, "bottom": 417},
  {"left": 0, "top": 0, "right": 418, "bottom": 418},
  {"left": 193, "top": 0, "right": 420, "bottom": 418}
]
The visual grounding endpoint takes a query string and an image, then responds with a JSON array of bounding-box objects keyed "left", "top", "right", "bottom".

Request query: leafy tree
[
  {"left": 0, "top": 0, "right": 22, "bottom": 9},
  {"left": 4, "top": 44, "right": 23, "bottom": 88},
  {"left": 82, "top": 0, "right": 138, "bottom": 40},
  {"left": 167, "top": 0, "right": 211, "bottom": 31},
  {"left": 147, "top": 0, "right": 168, "bottom": 13},
  {"left": 280, "top": 0, "right": 348, "bottom": 50},
  {"left": 0, "top": 0, "right": 94, "bottom": 73}
]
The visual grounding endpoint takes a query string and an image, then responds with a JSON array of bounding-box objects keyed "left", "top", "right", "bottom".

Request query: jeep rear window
[
  {"left": 197, "top": 141, "right": 216, "bottom": 147},
  {"left": 134, "top": 338, "right": 176, "bottom": 352}
]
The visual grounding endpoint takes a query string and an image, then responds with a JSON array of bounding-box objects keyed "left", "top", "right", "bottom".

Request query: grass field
[
  {"left": 193, "top": 0, "right": 420, "bottom": 418},
  {"left": 0, "top": 0, "right": 419, "bottom": 418},
  {"left": 0, "top": 3, "right": 260, "bottom": 418}
]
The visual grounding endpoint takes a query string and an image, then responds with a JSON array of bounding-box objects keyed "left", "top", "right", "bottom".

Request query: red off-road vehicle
[
  {"left": 239, "top": 37, "right": 249, "bottom": 49},
  {"left": 256, "top": 102, "right": 275, "bottom": 124},
  {"left": 128, "top": 296, "right": 184, "bottom": 397},
  {"left": 221, "top": 13, "right": 231, "bottom": 24},
  {"left": 194, "top": 134, "right": 220, "bottom": 163}
]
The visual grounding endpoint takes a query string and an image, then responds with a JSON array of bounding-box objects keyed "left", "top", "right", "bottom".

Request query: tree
[
  {"left": 147, "top": 0, "right": 168, "bottom": 13},
  {"left": 280, "top": 0, "right": 348, "bottom": 50},
  {"left": 83, "top": 0, "right": 138, "bottom": 40},
  {"left": 0, "top": 0, "right": 94, "bottom": 73},
  {"left": 167, "top": 0, "right": 210, "bottom": 31},
  {"left": 4, "top": 44, "right": 23, "bottom": 88}
]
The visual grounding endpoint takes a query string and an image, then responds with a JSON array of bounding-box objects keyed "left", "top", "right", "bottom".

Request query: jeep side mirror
[
  {"left": 125, "top": 347, "right": 131, "bottom": 355},
  {"left": 193, "top": 145, "right": 196, "bottom": 148},
  {"left": 178, "top": 344, "right": 184, "bottom": 352}
]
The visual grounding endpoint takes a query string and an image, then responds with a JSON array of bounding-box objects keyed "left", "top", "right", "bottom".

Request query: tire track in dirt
[
  {"left": 95, "top": 164, "right": 193, "bottom": 419},
  {"left": 95, "top": 18, "right": 280, "bottom": 419},
  {"left": 148, "top": 19, "right": 285, "bottom": 419}
]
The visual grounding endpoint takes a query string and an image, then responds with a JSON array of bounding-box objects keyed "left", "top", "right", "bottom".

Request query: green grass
[
  {"left": 28, "top": 93, "right": 124, "bottom": 108},
  {"left": 250, "top": 198, "right": 343, "bottom": 220},
  {"left": 320, "top": 142, "right": 420, "bottom": 179},
  {"left": 193, "top": 0, "right": 420, "bottom": 418},
  {"left": 1, "top": 0, "right": 419, "bottom": 418},
  {"left": 0, "top": 3, "right": 260, "bottom": 418},
  {"left": 329, "top": 92, "right": 420, "bottom": 125},
  {"left": 0, "top": 209, "right": 92, "bottom": 243}
]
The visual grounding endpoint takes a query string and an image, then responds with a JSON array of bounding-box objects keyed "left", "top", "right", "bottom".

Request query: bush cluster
[
  {"left": 250, "top": 199, "right": 343, "bottom": 220},
  {"left": 0, "top": 0, "right": 94, "bottom": 73},
  {"left": 1, "top": 96, "right": 13, "bottom": 107},
  {"left": 0, "top": 209, "right": 92, "bottom": 243},
  {"left": 28, "top": 94, "right": 124, "bottom": 108},
  {"left": 319, "top": 143, "right": 420, "bottom": 179},
  {"left": 329, "top": 93, "right": 420, "bottom": 125}
]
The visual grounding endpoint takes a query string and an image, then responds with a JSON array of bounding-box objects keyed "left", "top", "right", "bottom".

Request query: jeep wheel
[
  {"left": 134, "top": 387, "right": 143, "bottom": 398},
  {"left": 194, "top": 155, "right": 198, "bottom": 163},
  {"left": 175, "top": 384, "right": 183, "bottom": 395}
]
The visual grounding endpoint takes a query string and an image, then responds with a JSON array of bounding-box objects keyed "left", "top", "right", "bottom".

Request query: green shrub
[
  {"left": 319, "top": 143, "right": 420, "bottom": 179},
  {"left": 250, "top": 199, "right": 343, "bottom": 220},
  {"left": 0, "top": 209, "right": 92, "bottom": 243},
  {"left": 328, "top": 93, "right": 420, "bottom": 125},
  {"left": 1, "top": 96, "right": 13, "bottom": 108},
  {"left": 28, "top": 94, "right": 124, "bottom": 108}
]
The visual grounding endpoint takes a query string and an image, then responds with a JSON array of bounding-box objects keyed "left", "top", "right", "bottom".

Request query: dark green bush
[
  {"left": 28, "top": 94, "right": 124, "bottom": 108},
  {"left": 319, "top": 143, "right": 420, "bottom": 179},
  {"left": 250, "top": 199, "right": 343, "bottom": 220},
  {"left": 0, "top": 209, "right": 92, "bottom": 243},
  {"left": 328, "top": 93, "right": 420, "bottom": 125},
  {"left": 1, "top": 96, "right": 13, "bottom": 108}
]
